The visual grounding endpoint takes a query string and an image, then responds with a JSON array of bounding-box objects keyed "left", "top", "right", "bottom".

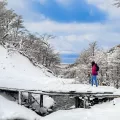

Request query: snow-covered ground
[
  {"left": 0, "top": 46, "right": 74, "bottom": 90},
  {"left": 1, "top": 92, "right": 120, "bottom": 120},
  {"left": 0, "top": 45, "right": 119, "bottom": 94},
  {"left": 0, "top": 45, "right": 75, "bottom": 119},
  {"left": 0, "top": 95, "right": 41, "bottom": 120},
  {"left": 0, "top": 45, "right": 120, "bottom": 120},
  {"left": 42, "top": 98, "right": 120, "bottom": 120}
]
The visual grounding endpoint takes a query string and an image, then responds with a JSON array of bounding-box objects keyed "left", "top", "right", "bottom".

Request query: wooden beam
[
  {"left": 28, "top": 92, "right": 32, "bottom": 107},
  {"left": 75, "top": 97, "right": 79, "bottom": 108},
  {"left": 18, "top": 91, "right": 22, "bottom": 105},
  {"left": 40, "top": 94, "right": 43, "bottom": 107},
  {"left": 83, "top": 96, "right": 89, "bottom": 108}
]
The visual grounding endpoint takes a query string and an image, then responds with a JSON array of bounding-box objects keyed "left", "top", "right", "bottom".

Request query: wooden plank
[
  {"left": 0, "top": 87, "right": 119, "bottom": 99},
  {"left": 0, "top": 87, "right": 31, "bottom": 92},
  {"left": 93, "top": 94, "right": 120, "bottom": 98},
  {"left": 22, "top": 91, "right": 117, "bottom": 101},
  {"left": 0, "top": 87, "right": 114, "bottom": 96},
  {"left": 31, "top": 95, "right": 40, "bottom": 105},
  {"left": 41, "top": 90, "right": 113, "bottom": 95}
]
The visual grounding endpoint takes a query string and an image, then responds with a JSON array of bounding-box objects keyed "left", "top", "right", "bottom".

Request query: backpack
[{"left": 96, "top": 64, "right": 99, "bottom": 71}]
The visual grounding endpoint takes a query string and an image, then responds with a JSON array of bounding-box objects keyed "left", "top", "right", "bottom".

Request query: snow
[
  {"left": 43, "top": 95, "right": 55, "bottom": 108},
  {"left": 0, "top": 46, "right": 118, "bottom": 94},
  {"left": 0, "top": 95, "right": 41, "bottom": 120},
  {"left": 0, "top": 45, "right": 120, "bottom": 119},
  {"left": 42, "top": 84, "right": 118, "bottom": 93},
  {"left": 42, "top": 98, "right": 120, "bottom": 120},
  {"left": 0, "top": 46, "right": 119, "bottom": 96},
  {"left": 0, "top": 46, "right": 54, "bottom": 78},
  {"left": 25, "top": 93, "right": 55, "bottom": 109},
  {"left": 0, "top": 45, "right": 75, "bottom": 119},
  {"left": 0, "top": 46, "right": 74, "bottom": 90}
]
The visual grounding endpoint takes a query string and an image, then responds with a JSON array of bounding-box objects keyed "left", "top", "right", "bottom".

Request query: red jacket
[{"left": 92, "top": 64, "right": 98, "bottom": 75}]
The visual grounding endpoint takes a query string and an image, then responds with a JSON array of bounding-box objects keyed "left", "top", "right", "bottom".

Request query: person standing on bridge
[{"left": 91, "top": 61, "right": 99, "bottom": 87}]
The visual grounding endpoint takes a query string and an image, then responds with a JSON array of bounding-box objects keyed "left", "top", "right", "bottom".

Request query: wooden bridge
[{"left": 0, "top": 85, "right": 120, "bottom": 115}]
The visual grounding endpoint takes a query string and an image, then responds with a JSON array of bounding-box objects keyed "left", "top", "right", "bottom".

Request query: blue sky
[
  {"left": 31, "top": 0, "right": 107, "bottom": 23},
  {"left": 60, "top": 53, "right": 79, "bottom": 64},
  {"left": 7, "top": 0, "right": 120, "bottom": 64}
]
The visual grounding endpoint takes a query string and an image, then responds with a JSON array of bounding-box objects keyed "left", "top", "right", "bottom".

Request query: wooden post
[
  {"left": 28, "top": 92, "right": 32, "bottom": 107},
  {"left": 18, "top": 91, "right": 22, "bottom": 105},
  {"left": 83, "top": 96, "right": 89, "bottom": 108},
  {"left": 40, "top": 94, "right": 43, "bottom": 107},
  {"left": 75, "top": 97, "right": 79, "bottom": 108},
  {"left": 83, "top": 98, "right": 86, "bottom": 108}
]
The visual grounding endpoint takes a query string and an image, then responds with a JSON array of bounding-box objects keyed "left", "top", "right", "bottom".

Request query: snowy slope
[
  {"left": 0, "top": 46, "right": 75, "bottom": 90},
  {"left": 0, "top": 95, "right": 41, "bottom": 120},
  {"left": 0, "top": 46, "right": 54, "bottom": 79},
  {"left": 42, "top": 98, "right": 120, "bottom": 120}
]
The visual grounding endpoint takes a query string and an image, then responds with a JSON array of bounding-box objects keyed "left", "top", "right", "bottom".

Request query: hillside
[
  {"left": 0, "top": 45, "right": 75, "bottom": 90},
  {"left": 0, "top": 45, "right": 74, "bottom": 119},
  {"left": 61, "top": 44, "right": 120, "bottom": 86},
  {"left": 0, "top": 46, "right": 55, "bottom": 78},
  {"left": 108, "top": 45, "right": 120, "bottom": 64}
]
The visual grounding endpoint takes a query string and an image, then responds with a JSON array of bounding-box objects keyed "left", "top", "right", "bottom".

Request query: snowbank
[
  {"left": 42, "top": 98, "right": 120, "bottom": 120},
  {"left": 0, "top": 95, "right": 41, "bottom": 120}
]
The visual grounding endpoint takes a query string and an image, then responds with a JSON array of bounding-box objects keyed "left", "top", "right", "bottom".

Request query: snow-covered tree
[
  {"left": 114, "top": 0, "right": 120, "bottom": 7},
  {"left": 107, "top": 45, "right": 120, "bottom": 88},
  {"left": 0, "top": 0, "right": 60, "bottom": 74},
  {"left": 63, "top": 42, "right": 112, "bottom": 86}
]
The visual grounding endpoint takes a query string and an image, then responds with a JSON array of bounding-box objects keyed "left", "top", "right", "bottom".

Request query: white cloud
[
  {"left": 24, "top": 18, "right": 120, "bottom": 53},
  {"left": 24, "top": 20, "right": 103, "bottom": 33},
  {"left": 6, "top": 0, "right": 120, "bottom": 54},
  {"left": 87, "top": 0, "right": 120, "bottom": 19},
  {"left": 59, "top": 50, "right": 79, "bottom": 54},
  {"left": 6, "top": 0, "right": 46, "bottom": 22},
  {"left": 7, "top": 0, "right": 27, "bottom": 10},
  {"left": 6, "top": 0, "right": 31, "bottom": 21}
]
